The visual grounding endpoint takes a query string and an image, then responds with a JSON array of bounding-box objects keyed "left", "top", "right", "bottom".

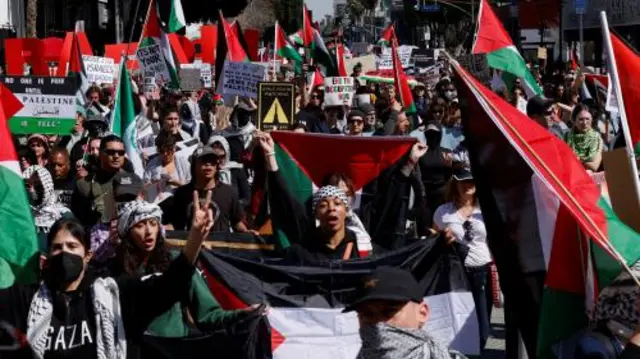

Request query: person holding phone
[{"left": 0, "top": 190, "right": 215, "bottom": 359}]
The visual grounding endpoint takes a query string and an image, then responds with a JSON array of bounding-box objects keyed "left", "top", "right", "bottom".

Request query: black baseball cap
[
  {"left": 342, "top": 267, "right": 423, "bottom": 313},
  {"left": 113, "top": 172, "right": 143, "bottom": 201},
  {"left": 526, "top": 96, "right": 554, "bottom": 117},
  {"left": 347, "top": 110, "right": 366, "bottom": 121},
  {"left": 453, "top": 167, "right": 473, "bottom": 181}
]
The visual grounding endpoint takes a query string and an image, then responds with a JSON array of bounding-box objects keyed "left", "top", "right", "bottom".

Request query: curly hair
[{"left": 116, "top": 225, "right": 171, "bottom": 277}]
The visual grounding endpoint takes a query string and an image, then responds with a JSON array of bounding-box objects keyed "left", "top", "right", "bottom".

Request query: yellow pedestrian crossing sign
[
  {"left": 263, "top": 98, "right": 287, "bottom": 125},
  {"left": 258, "top": 82, "right": 295, "bottom": 131}
]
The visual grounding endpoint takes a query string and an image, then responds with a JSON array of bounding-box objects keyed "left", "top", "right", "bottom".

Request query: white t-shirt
[{"left": 433, "top": 202, "right": 492, "bottom": 267}]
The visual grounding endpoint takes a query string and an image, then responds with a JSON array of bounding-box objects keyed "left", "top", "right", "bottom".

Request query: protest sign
[
  {"left": 377, "top": 46, "right": 415, "bottom": 70},
  {"left": 136, "top": 44, "right": 171, "bottom": 85},
  {"left": 324, "top": 77, "right": 355, "bottom": 106},
  {"left": 257, "top": 82, "right": 295, "bottom": 131},
  {"left": 181, "top": 62, "right": 213, "bottom": 88},
  {"left": 346, "top": 55, "right": 377, "bottom": 75},
  {"left": 1, "top": 76, "right": 78, "bottom": 134},
  {"left": 411, "top": 49, "right": 437, "bottom": 68},
  {"left": 456, "top": 54, "right": 491, "bottom": 85},
  {"left": 82, "top": 55, "right": 115, "bottom": 85},
  {"left": 222, "top": 61, "right": 266, "bottom": 98},
  {"left": 142, "top": 76, "right": 160, "bottom": 99},
  {"left": 179, "top": 68, "right": 202, "bottom": 92}
]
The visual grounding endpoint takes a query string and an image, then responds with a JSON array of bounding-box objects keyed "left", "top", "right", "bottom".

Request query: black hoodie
[{"left": 0, "top": 253, "right": 195, "bottom": 359}]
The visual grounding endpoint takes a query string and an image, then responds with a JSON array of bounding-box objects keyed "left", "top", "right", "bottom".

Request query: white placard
[
  {"left": 82, "top": 55, "right": 115, "bottom": 85},
  {"left": 324, "top": 77, "right": 355, "bottom": 106},
  {"left": 377, "top": 45, "right": 415, "bottom": 70},
  {"left": 180, "top": 62, "right": 213, "bottom": 88},
  {"left": 136, "top": 44, "right": 172, "bottom": 85},
  {"left": 221, "top": 61, "right": 266, "bottom": 98}
]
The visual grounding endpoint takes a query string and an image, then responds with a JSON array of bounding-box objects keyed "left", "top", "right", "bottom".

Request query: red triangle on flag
[
  {"left": 271, "top": 132, "right": 415, "bottom": 191},
  {"left": 471, "top": 0, "right": 514, "bottom": 54},
  {"left": 0, "top": 83, "right": 24, "bottom": 162}
]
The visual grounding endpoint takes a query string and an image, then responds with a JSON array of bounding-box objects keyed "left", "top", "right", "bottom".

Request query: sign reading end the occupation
[{"left": 1, "top": 76, "right": 79, "bottom": 135}]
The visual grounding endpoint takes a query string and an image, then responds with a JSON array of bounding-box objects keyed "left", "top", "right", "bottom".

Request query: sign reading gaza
[{"left": 0, "top": 76, "right": 78, "bottom": 135}]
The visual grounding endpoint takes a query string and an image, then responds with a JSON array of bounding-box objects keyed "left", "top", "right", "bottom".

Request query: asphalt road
[{"left": 483, "top": 307, "right": 506, "bottom": 358}]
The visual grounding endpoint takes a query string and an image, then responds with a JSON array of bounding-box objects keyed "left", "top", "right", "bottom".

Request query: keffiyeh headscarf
[
  {"left": 592, "top": 261, "right": 640, "bottom": 330},
  {"left": 566, "top": 128, "right": 602, "bottom": 163},
  {"left": 22, "top": 165, "right": 70, "bottom": 230},
  {"left": 312, "top": 186, "right": 350, "bottom": 214},
  {"left": 117, "top": 200, "right": 163, "bottom": 238}
]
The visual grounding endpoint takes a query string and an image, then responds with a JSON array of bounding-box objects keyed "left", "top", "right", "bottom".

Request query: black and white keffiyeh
[
  {"left": 312, "top": 186, "right": 350, "bottom": 213},
  {"left": 116, "top": 200, "right": 163, "bottom": 238}
]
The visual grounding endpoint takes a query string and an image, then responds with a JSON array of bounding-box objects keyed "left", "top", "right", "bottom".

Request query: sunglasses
[
  {"left": 348, "top": 119, "right": 364, "bottom": 125},
  {"left": 463, "top": 220, "right": 473, "bottom": 242},
  {"left": 104, "top": 149, "right": 125, "bottom": 156}
]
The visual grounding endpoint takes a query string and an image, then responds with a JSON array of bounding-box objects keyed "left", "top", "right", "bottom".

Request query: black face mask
[{"left": 46, "top": 252, "right": 85, "bottom": 288}]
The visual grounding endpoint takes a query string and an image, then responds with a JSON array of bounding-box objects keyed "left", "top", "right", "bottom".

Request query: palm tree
[{"left": 26, "top": 0, "right": 37, "bottom": 38}]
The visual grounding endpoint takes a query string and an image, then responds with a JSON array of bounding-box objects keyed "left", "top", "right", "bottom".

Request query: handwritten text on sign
[
  {"left": 222, "top": 61, "right": 266, "bottom": 98},
  {"left": 324, "top": 77, "right": 355, "bottom": 106},
  {"left": 82, "top": 56, "right": 115, "bottom": 85},
  {"left": 377, "top": 46, "right": 415, "bottom": 70},
  {"left": 136, "top": 44, "right": 171, "bottom": 85}
]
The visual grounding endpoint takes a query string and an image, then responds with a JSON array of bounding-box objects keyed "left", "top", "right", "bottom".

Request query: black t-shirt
[
  {"left": 43, "top": 290, "right": 98, "bottom": 359},
  {"left": 166, "top": 182, "right": 244, "bottom": 232},
  {"left": 53, "top": 176, "right": 75, "bottom": 208}
]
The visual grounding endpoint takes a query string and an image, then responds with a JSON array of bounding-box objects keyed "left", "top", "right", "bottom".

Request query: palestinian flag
[
  {"left": 377, "top": 24, "right": 395, "bottom": 47},
  {"left": 231, "top": 20, "right": 251, "bottom": 61},
  {"left": 302, "top": 4, "right": 314, "bottom": 47},
  {"left": 307, "top": 67, "right": 324, "bottom": 95},
  {"left": 289, "top": 30, "right": 304, "bottom": 47},
  {"left": 452, "top": 58, "right": 640, "bottom": 358},
  {"left": 199, "top": 237, "right": 481, "bottom": 358},
  {"left": 159, "top": 0, "right": 186, "bottom": 33},
  {"left": 391, "top": 36, "right": 416, "bottom": 114},
  {"left": 358, "top": 69, "right": 419, "bottom": 87},
  {"left": 275, "top": 21, "right": 303, "bottom": 74},
  {"left": 0, "top": 83, "right": 39, "bottom": 288},
  {"left": 605, "top": 31, "right": 640, "bottom": 155},
  {"left": 311, "top": 28, "right": 338, "bottom": 76},
  {"left": 64, "top": 32, "right": 90, "bottom": 110},
  {"left": 335, "top": 43, "right": 348, "bottom": 77},
  {"left": 138, "top": 0, "right": 180, "bottom": 89},
  {"left": 261, "top": 132, "right": 415, "bottom": 254},
  {"left": 111, "top": 59, "right": 144, "bottom": 179},
  {"left": 472, "top": 0, "right": 542, "bottom": 97}
]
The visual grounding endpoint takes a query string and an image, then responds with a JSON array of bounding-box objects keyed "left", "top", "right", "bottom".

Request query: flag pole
[
  {"left": 273, "top": 22, "right": 278, "bottom": 81},
  {"left": 600, "top": 11, "right": 640, "bottom": 205},
  {"left": 451, "top": 55, "right": 640, "bottom": 289}
]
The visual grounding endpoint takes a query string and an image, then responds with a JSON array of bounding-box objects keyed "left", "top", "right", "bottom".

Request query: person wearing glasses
[
  {"left": 346, "top": 110, "right": 368, "bottom": 137},
  {"left": 526, "top": 96, "right": 567, "bottom": 139},
  {"left": 566, "top": 104, "right": 603, "bottom": 172},
  {"left": 71, "top": 135, "right": 139, "bottom": 227},
  {"left": 433, "top": 168, "right": 492, "bottom": 350}
]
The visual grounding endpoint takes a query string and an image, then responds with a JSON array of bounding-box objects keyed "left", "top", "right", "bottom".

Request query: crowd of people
[{"left": 2, "top": 52, "right": 640, "bottom": 359}]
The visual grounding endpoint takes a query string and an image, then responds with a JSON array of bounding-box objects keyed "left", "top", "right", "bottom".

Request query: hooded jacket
[
  {"left": 22, "top": 166, "right": 71, "bottom": 232},
  {"left": 208, "top": 135, "right": 250, "bottom": 205}
]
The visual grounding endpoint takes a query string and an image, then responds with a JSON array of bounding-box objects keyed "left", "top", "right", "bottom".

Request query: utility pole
[{"left": 115, "top": 0, "right": 123, "bottom": 43}]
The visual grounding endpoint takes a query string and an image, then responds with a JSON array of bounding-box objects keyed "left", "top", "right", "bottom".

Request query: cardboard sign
[
  {"left": 136, "top": 44, "right": 172, "bottom": 85},
  {"left": 179, "top": 68, "right": 202, "bottom": 91},
  {"left": 456, "top": 54, "right": 491, "bottom": 85},
  {"left": 82, "top": 55, "right": 115, "bottom": 85},
  {"left": 324, "top": 77, "right": 355, "bottom": 106},
  {"left": 345, "top": 55, "right": 377, "bottom": 75},
  {"left": 1, "top": 76, "right": 78, "bottom": 135},
  {"left": 221, "top": 61, "right": 266, "bottom": 98},
  {"left": 257, "top": 82, "right": 295, "bottom": 131},
  {"left": 377, "top": 46, "right": 415, "bottom": 70}
]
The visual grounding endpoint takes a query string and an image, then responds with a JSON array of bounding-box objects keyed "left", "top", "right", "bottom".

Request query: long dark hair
[{"left": 116, "top": 221, "right": 171, "bottom": 277}]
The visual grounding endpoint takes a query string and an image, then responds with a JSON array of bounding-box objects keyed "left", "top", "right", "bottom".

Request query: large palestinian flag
[
  {"left": 0, "top": 83, "right": 39, "bottom": 288},
  {"left": 199, "top": 237, "right": 481, "bottom": 358},
  {"left": 453, "top": 57, "right": 640, "bottom": 357},
  {"left": 256, "top": 132, "right": 415, "bottom": 253}
]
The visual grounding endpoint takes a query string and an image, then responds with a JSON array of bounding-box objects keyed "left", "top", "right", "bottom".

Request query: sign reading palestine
[
  {"left": 0, "top": 76, "right": 79, "bottom": 134},
  {"left": 257, "top": 82, "right": 295, "bottom": 131}
]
